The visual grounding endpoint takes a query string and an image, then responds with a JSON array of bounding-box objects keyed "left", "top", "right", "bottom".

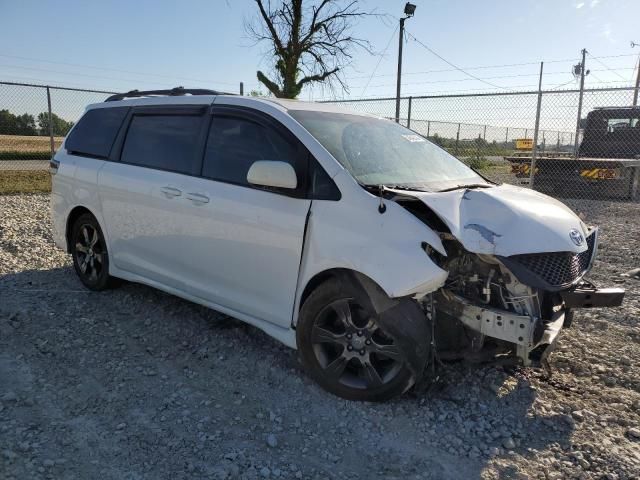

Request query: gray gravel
[{"left": 1, "top": 193, "right": 639, "bottom": 480}]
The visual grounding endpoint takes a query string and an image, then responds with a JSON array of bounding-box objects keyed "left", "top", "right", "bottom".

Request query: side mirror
[{"left": 247, "top": 161, "right": 297, "bottom": 190}]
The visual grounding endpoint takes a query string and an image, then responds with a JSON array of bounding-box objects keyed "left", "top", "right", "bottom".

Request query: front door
[{"left": 173, "top": 107, "right": 311, "bottom": 327}]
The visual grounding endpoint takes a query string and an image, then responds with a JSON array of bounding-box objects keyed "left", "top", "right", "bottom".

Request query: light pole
[
  {"left": 632, "top": 41, "right": 640, "bottom": 106},
  {"left": 395, "top": 2, "right": 416, "bottom": 123},
  {"left": 574, "top": 48, "right": 588, "bottom": 157}
]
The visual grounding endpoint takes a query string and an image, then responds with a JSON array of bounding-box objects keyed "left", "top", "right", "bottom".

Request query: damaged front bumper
[{"left": 436, "top": 282, "right": 624, "bottom": 367}]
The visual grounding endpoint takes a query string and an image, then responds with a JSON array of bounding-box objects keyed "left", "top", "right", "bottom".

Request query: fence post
[
  {"left": 240, "top": 82, "right": 244, "bottom": 95},
  {"left": 426, "top": 120, "right": 430, "bottom": 138},
  {"left": 483, "top": 124, "right": 487, "bottom": 141},
  {"left": 46, "top": 86, "right": 55, "bottom": 158},
  {"left": 407, "top": 96, "right": 412, "bottom": 129},
  {"left": 529, "top": 62, "right": 544, "bottom": 189},
  {"left": 574, "top": 48, "right": 587, "bottom": 157},
  {"left": 505, "top": 127, "right": 509, "bottom": 148},
  {"left": 455, "top": 123, "right": 461, "bottom": 156}
]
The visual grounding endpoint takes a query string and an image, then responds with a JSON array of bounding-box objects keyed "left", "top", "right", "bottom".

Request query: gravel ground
[{"left": 1, "top": 193, "right": 639, "bottom": 480}]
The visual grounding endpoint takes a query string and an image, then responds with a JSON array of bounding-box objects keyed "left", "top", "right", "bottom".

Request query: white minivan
[{"left": 51, "top": 88, "right": 623, "bottom": 401}]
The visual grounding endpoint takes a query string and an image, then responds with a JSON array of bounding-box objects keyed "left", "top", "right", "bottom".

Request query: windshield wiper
[
  {"left": 437, "top": 183, "right": 493, "bottom": 193},
  {"left": 363, "top": 184, "right": 426, "bottom": 192}
]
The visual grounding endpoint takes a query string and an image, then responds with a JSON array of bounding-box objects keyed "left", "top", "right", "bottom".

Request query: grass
[
  {"left": 0, "top": 170, "right": 51, "bottom": 194},
  {"left": 0, "top": 151, "right": 51, "bottom": 160}
]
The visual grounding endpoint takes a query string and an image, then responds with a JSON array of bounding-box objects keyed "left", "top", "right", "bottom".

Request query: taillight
[{"left": 49, "top": 158, "right": 60, "bottom": 175}]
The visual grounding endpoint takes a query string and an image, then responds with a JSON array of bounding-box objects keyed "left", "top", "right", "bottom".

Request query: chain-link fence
[
  {"left": 325, "top": 86, "right": 640, "bottom": 217},
  {"left": 1, "top": 81, "right": 639, "bottom": 216},
  {"left": 0, "top": 82, "right": 115, "bottom": 170}
]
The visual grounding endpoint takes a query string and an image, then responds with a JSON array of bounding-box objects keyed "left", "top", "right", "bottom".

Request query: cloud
[
  {"left": 600, "top": 23, "right": 616, "bottom": 44},
  {"left": 575, "top": 2, "right": 585, "bottom": 8},
  {"left": 590, "top": 0, "right": 600, "bottom": 6}
]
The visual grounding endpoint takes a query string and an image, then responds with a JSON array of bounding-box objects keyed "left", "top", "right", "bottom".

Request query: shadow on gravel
[{"left": 0, "top": 266, "right": 574, "bottom": 480}]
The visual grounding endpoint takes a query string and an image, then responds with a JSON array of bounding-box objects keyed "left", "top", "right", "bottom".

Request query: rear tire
[
  {"left": 71, "top": 213, "right": 115, "bottom": 291},
  {"left": 296, "top": 279, "right": 415, "bottom": 402}
]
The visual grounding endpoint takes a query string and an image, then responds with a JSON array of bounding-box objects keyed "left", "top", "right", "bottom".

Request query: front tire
[
  {"left": 71, "top": 213, "right": 114, "bottom": 291},
  {"left": 297, "top": 279, "right": 416, "bottom": 401}
]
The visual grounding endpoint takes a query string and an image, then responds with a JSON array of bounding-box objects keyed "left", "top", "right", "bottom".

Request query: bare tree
[{"left": 246, "top": 0, "right": 375, "bottom": 98}]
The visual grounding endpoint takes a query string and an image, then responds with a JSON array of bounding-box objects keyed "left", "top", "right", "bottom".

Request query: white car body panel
[
  {"left": 388, "top": 184, "right": 590, "bottom": 257},
  {"left": 97, "top": 153, "right": 311, "bottom": 330},
  {"left": 50, "top": 94, "right": 601, "bottom": 354},
  {"left": 292, "top": 169, "right": 449, "bottom": 326}
]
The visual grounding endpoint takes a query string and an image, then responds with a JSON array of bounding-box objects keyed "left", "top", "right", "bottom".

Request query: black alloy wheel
[
  {"left": 71, "top": 213, "right": 114, "bottom": 291},
  {"left": 297, "top": 280, "right": 414, "bottom": 401}
]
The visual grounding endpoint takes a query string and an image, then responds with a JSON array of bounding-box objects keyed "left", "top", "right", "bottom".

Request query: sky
[
  {"left": 1, "top": 0, "right": 639, "bottom": 138},
  {"left": 1, "top": 0, "right": 638, "bottom": 99}
]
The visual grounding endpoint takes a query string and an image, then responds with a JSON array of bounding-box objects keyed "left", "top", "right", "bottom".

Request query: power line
[
  {"left": 403, "top": 30, "right": 512, "bottom": 91},
  {"left": 347, "top": 68, "right": 635, "bottom": 90},
  {"left": 346, "top": 60, "right": 567, "bottom": 80},
  {"left": 550, "top": 78, "right": 577, "bottom": 90},
  {"left": 359, "top": 24, "right": 399, "bottom": 97},
  {"left": 587, "top": 52, "right": 628, "bottom": 81},
  {"left": 0, "top": 52, "right": 254, "bottom": 88},
  {"left": 0, "top": 73, "right": 118, "bottom": 92},
  {"left": 344, "top": 53, "right": 638, "bottom": 81},
  {"left": 0, "top": 63, "right": 176, "bottom": 88}
]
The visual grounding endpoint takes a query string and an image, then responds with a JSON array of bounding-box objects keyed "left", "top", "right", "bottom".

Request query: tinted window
[
  {"left": 202, "top": 115, "right": 299, "bottom": 186},
  {"left": 120, "top": 115, "right": 203, "bottom": 174},
  {"left": 310, "top": 161, "right": 340, "bottom": 200},
  {"left": 607, "top": 117, "right": 640, "bottom": 133},
  {"left": 66, "top": 107, "right": 128, "bottom": 158}
]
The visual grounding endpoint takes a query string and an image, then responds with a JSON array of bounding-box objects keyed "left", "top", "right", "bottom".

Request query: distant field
[
  {"left": 0, "top": 134, "right": 63, "bottom": 152},
  {"left": 0, "top": 134, "right": 64, "bottom": 160}
]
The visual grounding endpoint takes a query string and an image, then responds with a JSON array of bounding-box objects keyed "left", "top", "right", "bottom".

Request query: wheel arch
[
  {"left": 65, "top": 205, "right": 101, "bottom": 253},
  {"left": 297, "top": 268, "right": 394, "bottom": 322}
]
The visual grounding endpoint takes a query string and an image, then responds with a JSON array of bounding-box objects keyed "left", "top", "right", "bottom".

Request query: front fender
[{"left": 293, "top": 171, "right": 448, "bottom": 326}]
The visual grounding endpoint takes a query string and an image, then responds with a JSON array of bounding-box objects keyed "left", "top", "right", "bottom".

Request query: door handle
[
  {"left": 160, "top": 186, "right": 182, "bottom": 198},
  {"left": 185, "top": 192, "right": 210, "bottom": 205}
]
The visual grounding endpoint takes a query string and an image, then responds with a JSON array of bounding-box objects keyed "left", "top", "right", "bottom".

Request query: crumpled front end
[{"left": 389, "top": 184, "right": 625, "bottom": 367}]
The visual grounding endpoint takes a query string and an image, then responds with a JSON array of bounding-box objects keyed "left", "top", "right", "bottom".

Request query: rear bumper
[{"left": 50, "top": 190, "right": 68, "bottom": 252}]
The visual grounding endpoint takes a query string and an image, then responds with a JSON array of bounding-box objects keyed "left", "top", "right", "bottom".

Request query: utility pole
[
  {"left": 574, "top": 48, "right": 587, "bottom": 157},
  {"left": 632, "top": 41, "right": 640, "bottom": 106},
  {"left": 395, "top": 3, "right": 416, "bottom": 123}
]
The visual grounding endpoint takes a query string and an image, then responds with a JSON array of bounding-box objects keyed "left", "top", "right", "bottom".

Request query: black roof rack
[{"left": 105, "top": 86, "right": 233, "bottom": 102}]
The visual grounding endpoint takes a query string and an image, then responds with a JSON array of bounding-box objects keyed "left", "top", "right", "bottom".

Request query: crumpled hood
[{"left": 391, "top": 184, "right": 589, "bottom": 257}]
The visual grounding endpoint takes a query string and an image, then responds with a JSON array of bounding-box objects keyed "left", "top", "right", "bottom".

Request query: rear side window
[
  {"left": 120, "top": 115, "right": 203, "bottom": 174},
  {"left": 202, "top": 115, "right": 300, "bottom": 186},
  {"left": 66, "top": 107, "right": 128, "bottom": 158}
]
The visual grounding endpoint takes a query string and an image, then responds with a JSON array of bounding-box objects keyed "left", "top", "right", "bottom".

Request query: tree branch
[
  {"left": 254, "top": 0, "right": 286, "bottom": 58},
  {"left": 257, "top": 70, "right": 284, "bottom": 97},
  {"left": 297, "top": 67, "right": 339, "bottom": 88}
]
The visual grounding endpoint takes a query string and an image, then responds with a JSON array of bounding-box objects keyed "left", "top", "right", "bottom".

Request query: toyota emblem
[{"left": 569, "top": 229, "right": 584, "bottom": 246}]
